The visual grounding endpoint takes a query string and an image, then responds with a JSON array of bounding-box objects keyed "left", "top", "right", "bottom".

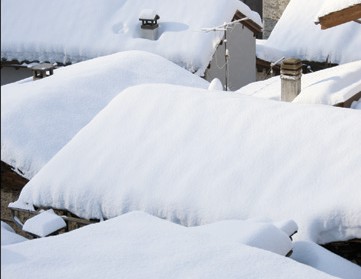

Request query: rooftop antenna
[
  {"left": 202, "top": 17, "right": 249, "bottom": 91},
  {"left": 270, "top": 56, "right": 285, "bottom": 74}
]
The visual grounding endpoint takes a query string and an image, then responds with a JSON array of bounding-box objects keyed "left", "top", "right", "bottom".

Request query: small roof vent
[{"left": 139, "top": 9, "right": 160, "bottom": 29}]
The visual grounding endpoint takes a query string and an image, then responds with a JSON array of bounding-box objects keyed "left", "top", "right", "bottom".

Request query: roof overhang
[
  {"left": 316, "top": 3, "right": 361, "bottom": 29},
  {"left": 234, "top": 10, "right": 263, "bottom": 35}
]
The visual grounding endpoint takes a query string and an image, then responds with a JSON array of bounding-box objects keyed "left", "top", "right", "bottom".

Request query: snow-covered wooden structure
[{"left": 315, "top": 0, "right": 361, "bottom": 29}]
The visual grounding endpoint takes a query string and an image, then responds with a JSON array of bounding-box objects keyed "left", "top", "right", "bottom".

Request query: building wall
[
  {"left": 1, "top": 67, "right": 32, "bottom": 85},
  {"left": 263, "top": 0, "right": 290, "bottom": 38},
  {"left": 205, "top": 24, "right": 256, "bottom": 91}
]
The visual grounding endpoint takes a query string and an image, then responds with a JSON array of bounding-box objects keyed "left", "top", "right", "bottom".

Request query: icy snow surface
[
  {"left": 237, "top": 60, "right": 361, "bottom": 105},
  {"left": 1, "top": 212, "right": 338, "bottom": 279},
  {"left": 1, "top": 222, "right": 27, "bottom": 246},
  {"left": 1, "top": 51, "right": 209, "bottom": 179},
  {"left": 256, "top": 0, "right": 361, "bottom": 64},
  {"left": 0, "top": 0, "right": 262, "bottom": 75},
  {"left": 17, "top": 84, "right": 361, "bottom": 243}
]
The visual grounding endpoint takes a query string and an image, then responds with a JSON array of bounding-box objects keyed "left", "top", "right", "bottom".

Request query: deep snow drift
[
  {"left": 1, "top": 211, "right": 341, "bottom": 279},
  {"left": 1, "top": 51, "right": 209, "bottom": 179},
  {"left": 16, "top": 84, "right": 361, "bottom": 244}
]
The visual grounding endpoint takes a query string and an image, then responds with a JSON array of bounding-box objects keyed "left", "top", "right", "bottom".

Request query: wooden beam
[
  {"left": 233, "top": 10, "right": 262, "bottom": 35},
  {"left": 318, "top": 4, "right": 361, "bottom": 29}
]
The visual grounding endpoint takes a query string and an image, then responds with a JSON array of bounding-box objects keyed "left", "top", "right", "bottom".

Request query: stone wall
[
  {"left": 263, "top": 0, "right": 290, "bottom": 38},
  {"left": 1, "top": 161, "right": 29, "bottom": 234}
]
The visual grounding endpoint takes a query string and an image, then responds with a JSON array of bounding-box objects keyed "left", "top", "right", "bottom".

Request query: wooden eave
[
  {"left": 234, "top": 10, "right": 263, "bottom": 35},
  {"left": 316, "top": 3, "right": 361, "bottom": 29},
  {"left": 0, "top": 59, "right": 27, "bottom": 68},
  {"left": 1, "top": 58, "right": 70, "bottom": 68},
  {"left": 256, "top": 57, "right": 280, "bottom": 73},
  {"left": 334, "top": 91, "right": 361, "bottom": 108}
]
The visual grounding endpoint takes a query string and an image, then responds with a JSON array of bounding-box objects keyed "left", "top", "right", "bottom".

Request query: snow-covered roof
[
  {"left": 317, "top": 0, "right": 361, "bottom": 18},
  {"left": 256, "top": 0, "right": 361, "bottom": 64},
  {"left": 1, "top": 211, "right": 346, "bottom": 279},
  {"left": 237, "top": 60, "right": 361, "bottom": 105},
  {"left": 316, "top": 0, "right": 361, "bottom": 30},
  {"left": 0, "top": 0, "right": 262, "bottom": 76},
  {"left": 1, "top": 51, "right": 209, "bottom": 179},
  {"left": 17, "top": 83, "right": 361, "bottom": 243}
]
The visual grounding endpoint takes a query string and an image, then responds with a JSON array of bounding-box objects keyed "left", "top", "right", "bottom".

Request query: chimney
[
  {"left": 139, "top": 9, "right": 160, "bottom": 40},
  {"left": 280, "top": 58, "right": 302, "bottom": 102},
  {"left": 31, "top": 63, "right": 55, "bottom": 80}
]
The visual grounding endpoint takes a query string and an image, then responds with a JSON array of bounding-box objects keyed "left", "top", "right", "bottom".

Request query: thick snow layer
[
  {"left": 22, "top": 209, "right": 66, "bottom": 237},
  {"left": 139, "top": 9, "right": 158, "bottom": 20},
  {"left": 256, "top": 0, "right": 361, "bottom": 64},
  {"left": 191, "top": 219, "right": 293, "bottom": 256},
  {"left": 291, "top": 241, "right": 361, "bottom": 279},
  {"left": 1, "top": 222, "right": 27, "bottom": 246},
  {"left": 1, "top": 212, "right": 338, "bottom": 279},
  {"left": 317, "top": 0, "right": 361, "bottom": 18},
  {"left": 1, "top": 0, "right": 262, "bottom": 75},
  {"left": 1, "top": 50, "right": 209, "bottom": 179},
  {"left": 237, "top": 60, "right": 361, "bottom": 105},
  {"left": 17, "top": 84, "right": 361, "bottom": 243},
  {"left": 208, "top": 78, "right": 224, "bottom": 91},
  {"left": 274, "top": 220, "right": 299, "bottom": 238}
]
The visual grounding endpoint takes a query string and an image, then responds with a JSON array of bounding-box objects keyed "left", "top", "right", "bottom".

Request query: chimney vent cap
[{"left": 139, "top": 9, "right": 159, "bottom": 21}]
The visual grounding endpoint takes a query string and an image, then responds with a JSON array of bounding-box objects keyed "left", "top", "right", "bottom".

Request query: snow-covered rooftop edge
[
  {"left": 1, "top": 0, "right": 262, "bottom": 76},
  {"left": 237, "top": 60, "right": 361, "bottom": 105},
  {"left": 16, "top": 83, "right": 361, "bottom": 244},
  {"left": 256, "top": 0, "right": 361, "bottom": 64},
  {"left": 5, "top": 211, "right": 356, "bottom": 279},
  {"left": 1, "top": 51, "right": 209, "bottom": 179},
  {"left": 317, "top": 0, "right": 361, "bottom": 18}
]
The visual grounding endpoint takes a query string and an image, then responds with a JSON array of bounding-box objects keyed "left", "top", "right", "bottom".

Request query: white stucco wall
[{"left": 205, "top": 23, "right": 256, "bottom": 91}]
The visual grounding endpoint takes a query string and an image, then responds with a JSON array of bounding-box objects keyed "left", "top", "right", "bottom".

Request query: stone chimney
[
  {"left": 139, "top": 9, "right": 160, "bottom": 40},
  {"left": 280, "top": 58, "right": 302, "bottom": 102}
]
